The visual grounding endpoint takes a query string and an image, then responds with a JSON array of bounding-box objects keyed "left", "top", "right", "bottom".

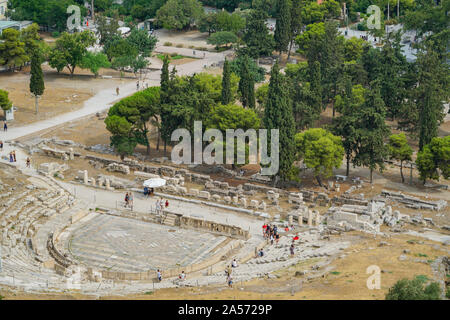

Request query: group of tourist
[
  {"left": 124, "top": 192, "right": 134, "bottom": 210},
  {"left": 359, "top": 34, "right": 376, "bottom": 42},
  {"left": 154, "top": 269, "right": 187, "bottom": 283},
  {"left": 136, "top": 80, "right": 149, "bottom": 91},
  {"left": 262, "top": 224, "right": 280, "bottom": 245},
  {"left": 8, "top": 150, "right": 16, "bottom": 163},
  {"left": 155, "top": 197, "right": 169, "bottom": 214},
  {"left": 225, "top": 258, "right": 238, "bottom": 288},
  {"left": 143, "top": 186, "right": 154, "bottom": 197}
]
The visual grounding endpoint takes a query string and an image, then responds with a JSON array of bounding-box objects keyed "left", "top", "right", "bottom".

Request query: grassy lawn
[{"left": 156, "top": 53, "right": 196, "bottom": 61}]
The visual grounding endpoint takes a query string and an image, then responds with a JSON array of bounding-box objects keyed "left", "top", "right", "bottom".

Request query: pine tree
[
  {"left": 221, "top": 59, "right": 232, "bottom": 105},
  {"left": 274, "top": 0, "right": 292, "bottom": 54},
  {"left": 238, "top": 56, "right": 255, "bottom": 108},
  {"left": 263, "top": 62, "right": 296, "bottom": 182},
  {"left": 29, "top": 52, "right": 45, "bottom": 114}
]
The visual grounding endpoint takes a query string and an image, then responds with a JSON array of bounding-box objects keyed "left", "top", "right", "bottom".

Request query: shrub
[
  {"left": 170, "top": 52, "right": 178, "bottom": 57},
  {"left": 385, "top": 276, "right": 441, "bottom": 300},
  {"left": 176, "top": 43, "right": 184, "bottom": 48},
  {"left": 164, "top": 42, "right": 173, "bottom": 46},
  {"left": 52, "top": 31, "right": 60, "bottom": 38}
]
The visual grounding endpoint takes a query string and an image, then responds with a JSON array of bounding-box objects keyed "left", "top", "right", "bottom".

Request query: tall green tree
[
  {"left": 263, "top": 62, "right": 296, "bottom": 182},
  {"left": 221, "top": 59, "right": 232, "bottom": 105},
  {"left": 160, "top": 54, "right": 171, "bottom": 153},
  {"left": 416, "top": 47, "right": 449, "bottom": 150},
  {"left": 274, "top": 0, "right": 292, "bottom": 54},
  {"left": 0, "top": 89, "right": 13, "bottom": 117},
  {"left": 353, "top": 83, "right": 390, "bottom": 183},
  {"left": 331, "top": 80, "right": 362, "bottom": 177},
  {"left": 29, "top": 52, "right": 45, "bottom": 115},
  {"left": 388, "top": 133, "right": 413, "bottom": 183},
  {"left": 295, "top": 128, "right": 344, "bottom": 187},
  {"left": 106, "top": 87, "right": 161, "bottom": 156},
  {"left": 238, "top": 56, "right": 255, "bottom": 109},
  {"left": 0, "top": 28, "right": 29, "bottom": 70},
  {"left": 242, "top": 6, "right": 274, "bottom": 58},
  {"left": 288, "top": 0, "right": 302, "bottom": 59},
  {"left": 80, "top": 52, "right": 111, "bottom": 77},
  {"left": 156, "top": 0, "right": 204, "bottom": 30},
  {"left": 126, "top": 28, "right": 158, "bottom": 57},
  {"left": 416, "top": 136, "right": 450, "bottom": 184},
  {"left": 96, "top": 15, "right": 121, "bottom": 45},
  {"left": 309, "top": 60, "right": 322, "bottom": 112},
  {"left": 48, "top": 31, "right": 96, "bottom": 75}
]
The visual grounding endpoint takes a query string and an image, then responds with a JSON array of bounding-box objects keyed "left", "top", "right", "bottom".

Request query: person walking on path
[
  {"left": 156, "top": 198, "right": 161, "bottom": 214},
  {"left": 0, "top": 140, "right": 3, "bottom": 152},
  {"left": 231, "top": 259, "right": 237, "bottom": 268},
  {"left": 270, "top": 234, "right": 274, "bottom": 245},
  {"left": 179, "top": 271, "right": 186, "bottom": 281},
  {"left": 136, "top": 81, "right": 140, "bottom": 91},
  {"left": 26, "top": 157, "right": 31, "bottom": 168},
  {"left": 165, "top": 199, "right": 169, "bottom": 209},
  {"left": 227, "top": 275, "right": 233, "bottom": 288},
  {"left": 9, "top": 152, "right": 13, "bottom": 162},
  {"left": 116, "top": 87, "right": 120, "bottom": 96},
  {"left": 157, "top": 269, "right": 162, "bottom": 282},
  {"left": 3, "top": 121, "right": 7, "bottom": 132},
  {"left": 129, "top": 192, "right": 134, "bottom": 210},
  {"left": 125, "top": 192, "right": 129, "bottom": 208},
  {"left": 12, "top": 150, "right": 16, "bottom": 162},
  {"left": 290, "top": 244, "right": 295, "bottom": 257}
]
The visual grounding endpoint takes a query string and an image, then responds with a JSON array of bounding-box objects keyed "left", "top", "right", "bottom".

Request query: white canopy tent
[{"left": 143, "top": 178, "right": 166, "bottom": 188}]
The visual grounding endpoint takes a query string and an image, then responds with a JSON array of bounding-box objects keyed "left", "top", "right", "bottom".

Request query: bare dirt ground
[
  {"left": 154, "top": 29, "right": 214, "bottom": 50},
  {"left": 0, "top": 65, "right": 134, "bottom": 126}
]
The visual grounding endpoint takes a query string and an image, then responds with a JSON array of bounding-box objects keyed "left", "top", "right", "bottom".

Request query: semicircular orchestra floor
[{"left": 66, "top": 214, "right": 227, "bottom": 272}]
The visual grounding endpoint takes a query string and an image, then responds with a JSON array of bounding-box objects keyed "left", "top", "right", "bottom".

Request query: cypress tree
[
  {"left": 242, "top": 8, "right": 274, "bottom": 58},
  {"left": 238, "top": 56, "right": 255, "bottom": 108},
  {"left": 160, "top": 54, "right": 170, "bottom": 103},
  {"left": 416, "top": 48, "right": 447, "bottom": 150},
  {"left": 160, "top": 55, "right": 171, "bottom": 154},
  {"left": 29, "top": 52, "right": 45, "bottom": 115},
  {"left": 263, "top": 62, "right": 296, "bottom": 182},
  {"left": 274, "top": 0, "right": 292, "bottom": 54},
  {"left": 353, "top": 82, "right": 390, "bottom": 183},
  {"left": 221, "top": 58, "right": 232, "bottom": 105},
  {"left": 309, "top": 60, "right": 322, "bottom": 112}
]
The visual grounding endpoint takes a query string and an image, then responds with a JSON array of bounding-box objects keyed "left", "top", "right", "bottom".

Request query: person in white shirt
[
  {"left": 231, "top": 259, "right": 237, "bottom": 268},
  {"left": 179, "top": 271, "right": 186, "bottom": 280}
]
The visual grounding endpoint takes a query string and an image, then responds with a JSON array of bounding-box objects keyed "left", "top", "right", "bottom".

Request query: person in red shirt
[{"left": 165, "top": 199, "right": 169, "bottom": 208}]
